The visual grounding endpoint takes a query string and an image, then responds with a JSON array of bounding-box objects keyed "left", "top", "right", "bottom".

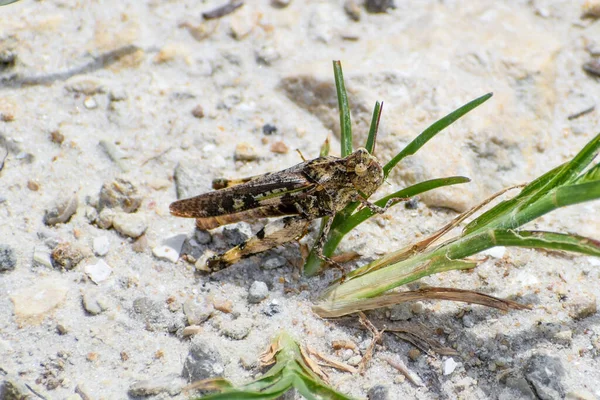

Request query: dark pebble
[
  {"left": 365, "top": 0, "right": 395, "bottom": 13},
  {"left": 262, "top": 123, "right": 277, "bottom": 135},
  {"left": 0, "top": 244, "right": 17, "bottom": 272}
]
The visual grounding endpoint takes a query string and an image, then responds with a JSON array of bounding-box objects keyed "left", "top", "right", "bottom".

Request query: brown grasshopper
[{"left": 170, "top": 148, "right": 396, "bottom": 272}]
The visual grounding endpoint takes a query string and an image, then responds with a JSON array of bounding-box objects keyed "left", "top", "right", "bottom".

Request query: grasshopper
[{"left": 170, "top": 148, "right": 397, "bottom": 272}]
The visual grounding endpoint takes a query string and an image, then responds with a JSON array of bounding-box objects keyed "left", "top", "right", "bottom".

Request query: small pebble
[
  {"left": 51, "top": 242, "right": 85, "bottom": 270},
  {"left": 408, "top": 348, "right": 421, "bottom": 361},
  {"left": 566, "top": 294, "right": 597, "bottom": 320},
  {"left": 270, "top": 141, "right": 289, "bottom": 154},
  {"left": 182, "top": 338, "right": 224, "bottom": 382},
  {"left": 83, "top": 96, "right": 98, "bottom": 109},
  {"left": 262, "top": 255, "right": 286, "bottom": 269},
  {"left": 93, "top": 236, "right": 110, "bottom": 256},
  {"left": 347, "top": 355, "right": 362, "bottom": 366},
  {"left": 442, "top": 357, "right": 458, "bottom": 375},
  {"left": 582, "top": 1, "right": 600, "bottom": 18},
  {"left": 365, "top": 0, "right": 395, "bottom": 13},
  {"left": 97, "top": 208, "right": 115, "bottom": 229},
  {"left": 194, "top": 229, "right": 212, "bottom": 245},
  {"left": 262, "top": 123, "right": 277, "bottom": 135},
  {"left": 112, "top": 212, "right": 147, "bottom": 238},
  {"left": 583, "top": 59, "right": 600, "bottom": 77},
  {"left": 132, "top": 234, "right": 149, "bottom": 253},
  {"left": 271, "top": 0, "right": 291, "bottom": 8},
  {"left": 27, "top": 180, "right": 40, "bottom": 191},
  {"left": 84, "top": 206, "right": 98, "bottom": 224},
  {"left": 482, "top": 246, "right": 506, "bottom": 259},
  {"left": 344, "top": 0, "right": 361, "bottom": 21},
  {"left": 50, "top": 130, "right": 65, "bottom": 144},
  {"left": 32, "top": 247, "right": 53, "bottom": 268},
  {"left": 84, "top": 260, "right": 113, "bottom": 284},
  {"left": 128, "top": 374, "right": 185, "bottom": 397},
  {"left": 191, "top": 105, "right": 204, "bottom": 119},
  {"left": 389, "top": 303, "right": 412, "bottom": 321},
  {"left": 10, "top": 278, "right": 69, "bottom": 318},
  {"left": 223, "top": 225, "right": 250, "bottom": 246},
  {"left": 44, "top": 194, "right": 78, "bottom": 225},
  {"left": 0, "top": 244, "right": 17, "bottom": 272},
  {"left": 183, "top": 298, "right": 213, "bottom": 325},
  {"left": 234, "top": 143, "right": 259, "bottom": 161},
  {"left": 248, "top": 281, "right": 269, "bottom": 303},
  {"left": 255, "top": 44, "right": 281, "bottom": 65},
  {"left": 525, "top": 355, "right": 565, "bottom": 399},
  {"left": 219, "top": 317, "right": 253, "bottom": 340},
  {"left": 182, "top": 325, "right": 203, "bottom": 336},
  {"left": 98, "top": 178, "right": 142, "bottom": 213},
  {"left": 82, "top": 290, "right": 110, "bottom": 315},
  {"left": 152, "top": 234, "right": 187, "bottom": 263},
  {"left": 262, "top": 299, "right": 281, "bottom": 316},
  {"left": 108, "top": 87, "right": 127, "bottom": 101},
  {"left": 404, "top": 197, "right": 419, "bottom": 209},
  {"left": 367, "top": 385, "right": 388, "bottom": 400}
]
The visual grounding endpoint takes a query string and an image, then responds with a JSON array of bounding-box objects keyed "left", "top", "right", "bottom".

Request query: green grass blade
[
  {"left": 518, "top": 132, "right": 600, "bottom": 208},
  {"left": 463, "top": 163, "right": 566, "bottom": 235},
  {"left": 333, "top": 61, "right": 353, "bottom": 157},
  {"left": 337, "top": 176, "right": 471, "bottom": 233},
  {"left": 365, "top": 101, "right": 382, "bottom": 154},
  {"left": 574, "top": 161, "right": 600, "bottom": 183},
  {"left": 382, "top": 93, "right": 493, "bottom": 178},
  {"left": 488, "top": 230, "right": 600, "bottom": 256}
]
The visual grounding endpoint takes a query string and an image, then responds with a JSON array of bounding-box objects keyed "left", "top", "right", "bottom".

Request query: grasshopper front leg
[
  {"left": 207, "top": 216, "right": 310, "bottom": 272},
  {"left": 355, "top": 195, "right": 408, "bottom": 214}
]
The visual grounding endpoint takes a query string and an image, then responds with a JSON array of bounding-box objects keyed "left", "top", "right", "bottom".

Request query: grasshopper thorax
[{"left": 345, "top": 148, "right": 384, "bottom": 197}]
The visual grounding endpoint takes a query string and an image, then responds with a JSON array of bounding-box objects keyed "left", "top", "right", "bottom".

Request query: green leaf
[
  {"left": 518, "top": 132, "right": 600, "bottom": 208},
  {"left": 365, "top": 101, "right": 382, "bottom": 154},
  {"left": 333, "top": 61, "right": 353, "bottom": 157},
  {"left": 194, "top": 333, "right": 357, "bottom": 400},
  {"left": 337, "top": 176, "right": 471, "bottom": 233},
  {"left": 488, "top": 230, "right": 600, "bottom": 256},
  {"left": 0, "top": 0, "right": 21, "bottom": 5},
  {"left": 382, "top": 92, "right": 493, "bottom": 178}
]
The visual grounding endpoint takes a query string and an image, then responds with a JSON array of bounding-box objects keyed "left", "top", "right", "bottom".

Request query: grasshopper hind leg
[{"left": 207, "top": 216, "right": 310, "bottom": 272}]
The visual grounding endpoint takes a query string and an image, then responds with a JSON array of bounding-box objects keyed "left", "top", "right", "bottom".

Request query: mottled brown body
[{"left": 170, "top": 148, "right": 385, "bottom": 271}]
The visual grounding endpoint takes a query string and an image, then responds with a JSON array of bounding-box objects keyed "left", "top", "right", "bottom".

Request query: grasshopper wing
[{"left": 170, "top": 165, "right": 315, "bottom": 230}]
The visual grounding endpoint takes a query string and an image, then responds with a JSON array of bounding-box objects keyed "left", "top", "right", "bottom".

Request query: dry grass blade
[
  {"left": 299, "top": 345, "right": 329, "bottom": 382},
  {"left": 306, "top": 345, "right": 358, "bottom": 374},
  {"left": 353, "top": 184, "right": 527, "bottom": 277},
  {"left": 350, "top": 287, "right": 530, "bottom": 312},
  {"left": 259, "top": 339, "right": 280, "bottom": 366},
  {"left": 382, "top": 356, "right": 423, "bottom": 387},
  {"left": 358, "top": 312, "right": 384, "bottom": 373}
]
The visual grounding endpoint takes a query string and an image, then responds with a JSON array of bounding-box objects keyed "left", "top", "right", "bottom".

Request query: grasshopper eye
[{"left": 355, "top": 163, "right": 368, "bottom": 176}]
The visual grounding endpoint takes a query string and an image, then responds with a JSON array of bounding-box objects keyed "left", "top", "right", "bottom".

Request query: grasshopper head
[{"left": 346, "top": 148, "right": 384, "bottom": 197}]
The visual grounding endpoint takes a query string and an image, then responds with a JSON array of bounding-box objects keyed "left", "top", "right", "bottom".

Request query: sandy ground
[{"left": 1, "top": 0, "right": 600, "bottom": 399}]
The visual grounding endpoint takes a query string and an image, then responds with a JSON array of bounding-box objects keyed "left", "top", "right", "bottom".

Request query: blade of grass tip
[
  {"left": 365, "top": 101, "right": 382, "bottom": 154},
  {"left": 333, "top": 60, "right": 353, "bottom": 157},
  {"left": 383, "top": 92, "right": 493, "bottom": 178},
  {"left": 320, "top": 137, "right": 331, "bottom": 157}
]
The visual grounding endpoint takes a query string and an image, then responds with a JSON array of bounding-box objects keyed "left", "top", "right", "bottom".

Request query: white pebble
[
  {"left": 84, "top": 260, "right": 113, "bottom": 284},
  {"left": 93, "top": 236, "right": 110, "bottom": 256},
  {"left": 152, "top": 234, "right": 187, "bottom": 263},
  {"left": 482, "top": 246, "right": 506, "bottom": 259},
  {"left": 443, "top": 358, "right": 458, "bottom": 375}
]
